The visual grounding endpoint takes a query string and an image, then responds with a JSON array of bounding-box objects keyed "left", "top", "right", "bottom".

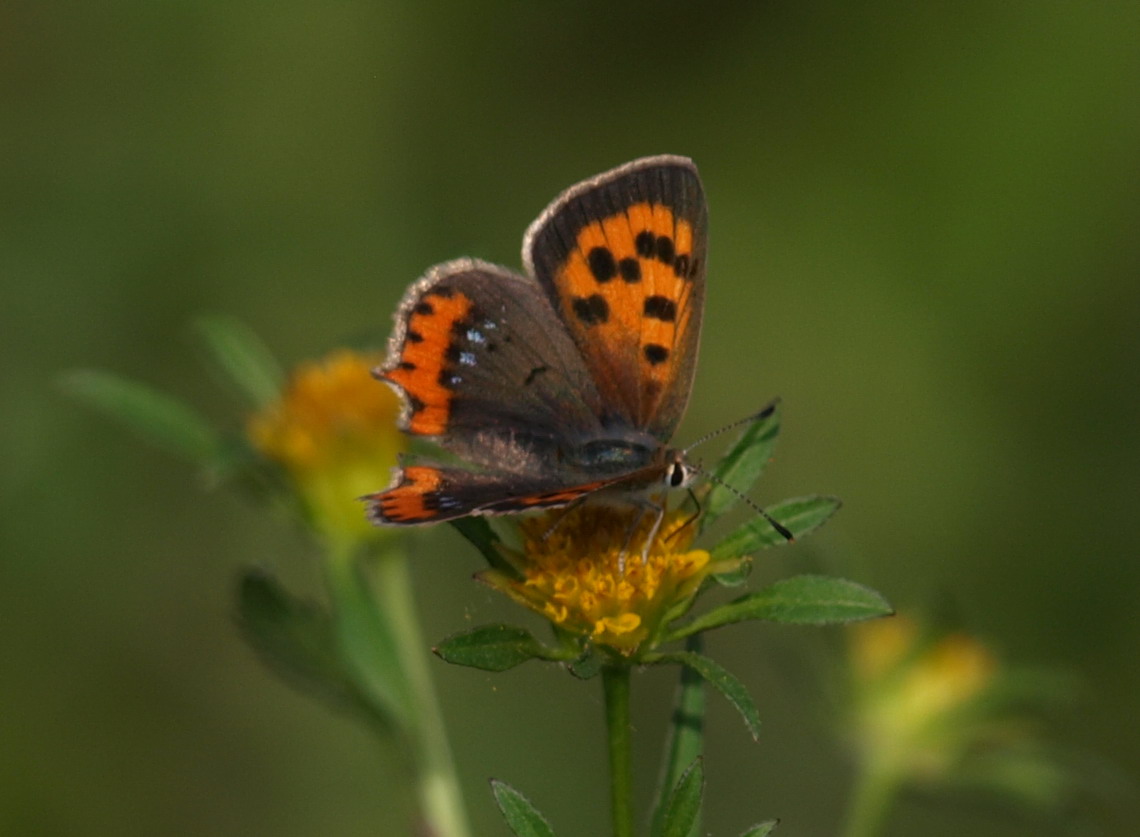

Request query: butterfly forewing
[{"left": 523, "top": 156, "right": 707, "bottom": 441}]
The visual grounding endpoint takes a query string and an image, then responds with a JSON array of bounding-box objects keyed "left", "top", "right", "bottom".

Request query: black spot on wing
[
  {"left": 673, "top": 253, "right": 691, "bottom": 279},
  {"left": 523, "top": 365, "right": 549, "bottom": 386},
  {"left": 588, "top": 247, "right": 617, "bottom": 282},
  {"left": 572, "top": 294, "right": 610, "bottom": 325},
  {"left": 643, "top": 296, "right": 676, "bottom": 322},
  {"left": 635, "top": 230, "right": 656, "bottom": 258},
  {"left": 618, "top": 258, "right": 641, "bottom": 282}
]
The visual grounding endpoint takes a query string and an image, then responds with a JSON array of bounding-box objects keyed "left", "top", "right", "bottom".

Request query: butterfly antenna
[
  {"left": 690, "top": 463, "right": 794, "bottom": 543},
  {"left": 683, "top": 398, "right": 780, "bottom": 454}
]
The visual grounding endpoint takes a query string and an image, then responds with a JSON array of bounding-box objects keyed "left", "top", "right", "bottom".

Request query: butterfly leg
[
  {"left": 615, "top": 505, "right": 646, "bottom": 575},
  {"left": 639, "top": 495, "right": 669, "bottom": 564},
  {"left": 614, "top": 494, "right": 669, "bottom": 574},
  {"left": 666, "top": 486, "right": 702, "bottom": 545}
]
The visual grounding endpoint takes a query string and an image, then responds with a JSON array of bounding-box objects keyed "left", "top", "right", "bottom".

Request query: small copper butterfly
[{"left": 366, "top": 156, "right": 711, "bottom": 526}]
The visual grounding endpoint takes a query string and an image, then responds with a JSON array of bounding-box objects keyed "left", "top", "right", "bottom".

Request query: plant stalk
[
  {"left": 372, "top": 544, "right": 470, "bottom": 837},
  {"left": 603, "top": 664, "right": 634, "bottom": 837},
  {"left": 328, "top": 540, "right": 471, "bottom": 837},
  {"left": 841, "top": 752, "right": 899, "bottom": 837}
]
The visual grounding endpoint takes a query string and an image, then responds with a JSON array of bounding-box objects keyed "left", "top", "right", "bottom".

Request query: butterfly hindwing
[
  {"left": 523, "top": 156, "right": 707, "bottom": 441},
  {"left": 365, "top": 463, "right": 618, "bottom": 524},
  {"left": 379, "top": 259, "right": 607, "bottom": 474}
]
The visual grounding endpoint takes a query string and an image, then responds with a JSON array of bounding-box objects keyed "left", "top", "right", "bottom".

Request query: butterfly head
[{"left": 663, "top": 449, "right": 698, "bottom": 492}]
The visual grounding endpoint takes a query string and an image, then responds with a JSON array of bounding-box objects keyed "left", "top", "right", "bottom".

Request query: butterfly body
[{"left": 366, "top": 156, "right": 706, "bottom": 526}]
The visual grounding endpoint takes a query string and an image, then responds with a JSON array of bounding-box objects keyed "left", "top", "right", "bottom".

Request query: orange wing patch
[
  {"left": 382, "top": 288, "right": 474, "bottom": 436},
  {"left": 366, "top": 466, "right": 445, "bottom": 523},
  {"left": 554, "top": 203, "right": 699, "bottom": 425}
]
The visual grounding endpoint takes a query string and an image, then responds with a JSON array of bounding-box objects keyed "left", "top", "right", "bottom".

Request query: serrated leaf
[
  {"left": 237, "top": 569, "right": 392, "bottom": 728},
  {"left": 701, "top": 401, "right": 781, "bottom": 531},
  {"left": 651, "top": 637, "right": 706, "bottom": 837},
  {"left": 491, "top": 779, "right": 556, "bottom": 837},
  {"left": 711, "top": 495, "right": 841, "bottom": 559},
  {"left": 193, "top": 315, "right": 283, "bottom": 407},
  {"left": 673, "top": 576, "right": 892, "bottom": 639},
  {"left": 655, "top": 758, "right": 704, "bottom": 837},
  {"left": 434, "top": 624, "right": 548, "bottom": 672},
  {"left": 740, "top": 820, "right": 779, "bottom": 836},
  {"left": 652, "top": 652, "right": 761, "bottom": 741},
  {"left": 62, "top": 369, "right": 218, "bottom": 462}
]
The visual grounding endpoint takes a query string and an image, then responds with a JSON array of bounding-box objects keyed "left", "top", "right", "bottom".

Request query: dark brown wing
[{"left": 378, "top": 258, "right": 610, "bottom": 475}]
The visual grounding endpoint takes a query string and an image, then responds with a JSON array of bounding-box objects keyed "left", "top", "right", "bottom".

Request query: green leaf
[
  {"left": 651, "top": 636, "right": 706, "bottom": 837},
  {"left": 193, "top": 315, "right": 283, "bottom": 407},
  {"left": 654, "top": 758, "right": 704, "bottom": 837},
  {"left": 62, "top": 369, "right": 218, "bottom": 462},
  {"left": 237, "top": 569, "right": 392, "bottom": 728},
  {"left": 651, "top": 652, "right": 761, "bottom": 741},
  {"left": 672, "top": 575, "right": 893, "bottom": 639},
  {"left": 491, "top": 779, "right": 556, "bottom": 837},
  {"left": 701, "top": 400, "right": 781, "bottom": 531},
  {"left": 711, "top": 495, "right": 841, "bottom": 559},
  {"left": 740, "top": 821, "right": 779, "bottom": 836},
  {"left": 434, "top": 624, "right": 551, "bottom": 672}
]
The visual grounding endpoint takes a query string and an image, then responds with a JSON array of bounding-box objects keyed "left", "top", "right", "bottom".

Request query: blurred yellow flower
[
  {"left": 848, "top": 616, "right": 998, "bottom": 779},
  {"left": 481, "top": 505, "right": 739, "bottom": 656},
  {"left": 841, "top": 614, "right": 1075, "bottom": 836},
  {"left": 248, "top": 350, "right": 403, "bottom": 542}
]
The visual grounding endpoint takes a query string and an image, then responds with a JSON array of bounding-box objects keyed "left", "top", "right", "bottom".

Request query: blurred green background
[{"left": 3, "top": 2, "right": 1138, "bottom": 835}]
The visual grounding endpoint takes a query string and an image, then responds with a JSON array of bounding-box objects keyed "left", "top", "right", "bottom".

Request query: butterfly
[{"left": 365, "top": 156, "right": 711, "bottom": 527}]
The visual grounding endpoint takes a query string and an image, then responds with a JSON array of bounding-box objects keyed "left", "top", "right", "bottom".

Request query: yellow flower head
[
  {"left": 848, "top": 615, "right": 999, "bottom": 779},
  {"left": 481, "top": 504, "right": 738, "bottom": 656},
  {"left": 248, "top": 350, "right": 403, "bottom": 541}
]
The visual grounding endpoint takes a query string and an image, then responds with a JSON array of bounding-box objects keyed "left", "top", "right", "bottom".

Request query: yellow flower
[
  {"left": 248, "top": 350, "right": 403, "bottom": 542},
  {"left": 848, "top": 616, "right": 998, "bottom": 779},
  {"left": 480, "top": 504, "right": 739, "bottom": 656}
]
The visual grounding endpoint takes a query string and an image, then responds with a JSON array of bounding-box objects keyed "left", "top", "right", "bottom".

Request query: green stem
[
  {"left": 373, "top": 544, "right": 471, "bottom": 837},
  {"left": 327, "top": 540, "right": 471, "bottom": 837},
  {"left": 841, "top": 754, "right": 899, "bottom": 837},
  {"left": 603, "top": 665, "right": 634, "bottom": 837},
  {"left": 651, "top": 635, "right": 705, "bottom": 837}
]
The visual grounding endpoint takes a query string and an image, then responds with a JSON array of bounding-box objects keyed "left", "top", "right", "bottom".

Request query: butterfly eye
[{"left": 668, "top": 462, "right": 689, "bottom": 488}]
